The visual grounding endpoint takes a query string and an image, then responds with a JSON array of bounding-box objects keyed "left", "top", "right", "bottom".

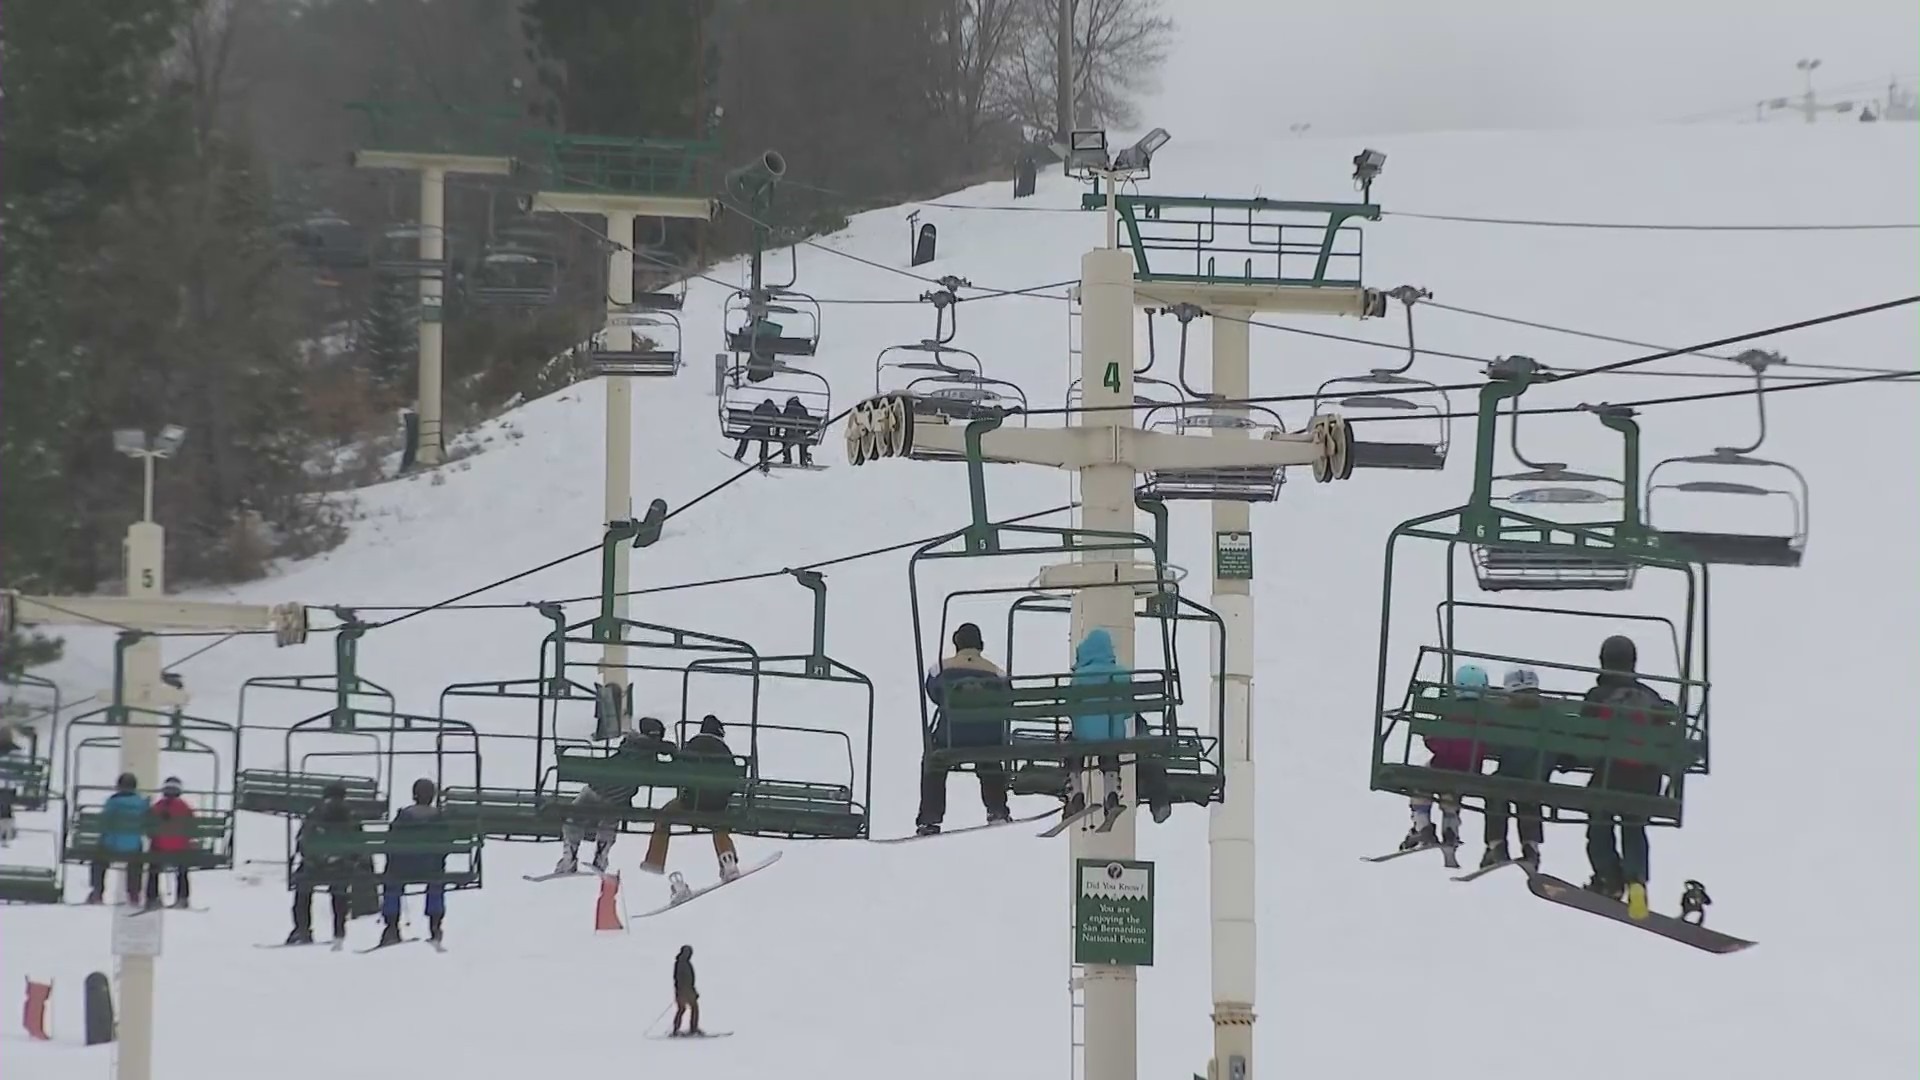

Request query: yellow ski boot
[{"left": 1625, "top": 881, "right": 1650, "bottom": 920}]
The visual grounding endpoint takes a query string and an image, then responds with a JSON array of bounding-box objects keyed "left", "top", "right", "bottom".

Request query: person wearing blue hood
[
  {"left": 1065, "top": 628, "right": 1171, "bottom": 825},
  {"left": 86, "top": 772, "right": 151, "bottom": 906},
  {"left": 915, "top": 622, "right": 1014, "bottom": 836}
]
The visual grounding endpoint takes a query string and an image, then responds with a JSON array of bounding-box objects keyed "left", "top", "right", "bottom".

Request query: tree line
[{"left": 0, "top": 0, "right": 1171, "bottom": 609}]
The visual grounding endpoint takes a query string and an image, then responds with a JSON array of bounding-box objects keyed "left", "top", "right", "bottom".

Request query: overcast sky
[{"left": 1149, "top": 0, "right": 1920, "bottom": 139}]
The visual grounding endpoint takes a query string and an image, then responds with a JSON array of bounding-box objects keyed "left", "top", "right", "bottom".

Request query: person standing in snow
[
  {"left": 915, "top": 622, "right": 1013, "bottom": 836},
  {"left": 1398, "top": 664, "right": 1488, "bottom": 852},
  {"left": 670, "top": 944, "right": 703, "bottom": 1036}
]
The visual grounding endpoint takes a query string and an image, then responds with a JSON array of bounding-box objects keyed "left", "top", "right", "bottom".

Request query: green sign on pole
[
  {"left": 1215, "top": 531, "right": 1253, "bottom": 580},
  {"left": 1074, "top": 858, "right": 1154, "bottom": 966}
]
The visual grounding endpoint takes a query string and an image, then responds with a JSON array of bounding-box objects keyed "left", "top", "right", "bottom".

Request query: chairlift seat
[
  {"left": 1349, "top": 441, "right": 1446, "bottom": 470},
  {"left": 624, "top": 291, "right": 685, "bottom": 312},
  {"left": 1139, "top": 465, "right": 1284, "bottom": 502},
  {"left": 1659, "top": 530, "right": 1803, "bottom": 567},
  {"left": 1005, "top": 730, "right": 1223, "bottom": 807},
  {"left": 441, "top": 786, "right": 567, "bottom": 841},
  {"left": 0, "top": 865, "right": 60, "bottom": 904},
  {"left": 64, "top": 808, "right": 235, "bottom": 870},
  {"left": 0, "top": 756, "right": 52, "bottom": 812},
  {"left": 592, "top": 349, "right": 681, "bottom": 377},
  {"left": 237, "top": 768, "right": 385, "bottom": 819},
  {"left": 927, "top": 672, "right": 1179, "bottom": 768},
  {"left": 1472, "top": 545, "right": 1638, "bottom": 591},
  {"left": 298, "top": 823, "right": 481, "bottom": 888},
  {"left": 727, "top": 328, "right": 818, "bottom": 357}
]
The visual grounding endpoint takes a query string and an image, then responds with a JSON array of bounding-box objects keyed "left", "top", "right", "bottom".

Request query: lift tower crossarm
[
  {"left": 4, "top": 593, "right": 309, "bottom": 641},
  {"left": 900, "top": 421, "right": 1347, "bottom": 473}
]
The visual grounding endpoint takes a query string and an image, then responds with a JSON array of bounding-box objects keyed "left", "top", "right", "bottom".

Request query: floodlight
[
  {"left": 154, "top": 424, "right": 188, "bottom": 456},
  {"left": 1065, "top": 128, "right": 1111, "bottom": 173},
  {"left": 1112, "top": 127, "right": 1171, "bottom": 172},
  {"left": 1352, "top": 147, "right": 1387, "bottom": 200},
  {"left": 113, "top": 429, "right": 149, "bottom": 456}
]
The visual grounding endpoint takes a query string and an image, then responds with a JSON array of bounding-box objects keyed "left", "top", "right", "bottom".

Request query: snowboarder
[
  {"left": 556, "top": 719, "right": 668, "bottom": 875},
  {"left": 1481, "top": 668, "right": 1545, "bottom": 870},
  {"left": 731, "top": 398, "right": 782, "bottom": 465},
  {"left": 86, "top": 772, "right": 150, "bottom": 906},
  {"left": 379, "top": 778, "right": 449, "bottom": 947},
  {"left": 145, "top": 776, "right": 197, "bottom": 908},
  {"left": 915, "top": 622, "right": 1013, "bottom": 836},
  {"left": 1398, "top": 665, "right": 1488, "bottom": 853},
  {"left": 641, "top": 716, "right": 742, "bottom": 885},
  {"left": 1579, "top": 635, "right": 1674, "bottom": 919},
  {"left": 671, "top": 944, "right": 703, "bottom": 1036},
  {"left": 288, "top": 781, "right": 363, "bottom": 945},
  {"left": 778, "top": 396, "right": 815, "bottom": 466}
]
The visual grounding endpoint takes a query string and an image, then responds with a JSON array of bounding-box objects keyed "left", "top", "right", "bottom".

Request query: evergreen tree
[{"left": 360, "top": 282, "right": 419, "bottom": 398}]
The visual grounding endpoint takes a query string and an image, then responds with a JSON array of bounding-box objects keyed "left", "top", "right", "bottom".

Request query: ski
[
  {"left": 648, "top": 1031, "right": 734, "bottom": 1041},
  {"left": 355, "top": 937, "right": 421, "bottom": 954},
  {"left": 522, "top": 870, "right": 608, "bottom": 883},
  {"left": 632, "top": 851, "right": 783, "bottom": 918},
  {"left": 1452, "top": 859, "right": 1527, "bottom": 883},
  {"left": 1038, "top": 802, "right": 1104, "bottom": 838},
  {"left": 1525, "top": 872, "right": 1756, "bottom": 954},
  {"left": 872, "top": 811, "right": 1052, "bottom": 844},
  {"left": 127, "top": 905, "right": 210, "bottom": 916},
  {"left": 716, "top": 452, "right": 825, "bottom": 472},
  {"left": 1360, "top": 843, "right": 1445, "bottom": 864},
  {"left": 255, "top": 941, "right": 322, "bottom": 950}
]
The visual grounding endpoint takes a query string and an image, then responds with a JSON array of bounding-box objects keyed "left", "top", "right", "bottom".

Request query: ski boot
[
  {"left": 914, "top": 823, "right": 941, "bottom": 837},
  {"left": 719, "top": 851, "right": 741, "bottom": 883},
  {"left": 1061, "top": 793, "right": 1088, "bottom": 823},
  {"left": 85, "top": 890, "right": 105, "bottom": 906},
  {"left": 1100, "top": 791, "right": 1124, "bottom": 826},
  {"left": 171, "top": 896, "right": 191, "bottom": 910},
  {"left": 377, "top": 919, "right": 404, "bottom": 948},
  {"left": 0, "top": 818, "right": 17, "bottom": 846},
  {"left": 1439, "top": 824, "right": 1460, "bottom": 849},
  {"left": 637, "top": 859, "right": 666, "bottom": 875},
  {"left": 554, "top": 851, "right": 579, "bottom": 875},
  {"left": 1584, "top": 874, "right": 1624, "bottom": 901},
  {"left": 143, "top": 895, "right": 163, "bottom": 913},
  {"left": 667, "top": 871, "right": 694, "bottom": 906},
  {"left": 1398, "top": 823, "right": 1439, "bottom": 852},
  {"left": 1516, "top": 842, "right": 1541, "bottom": 872},
  {"left": 285, "top": 928, "right": 315, "bottom": 946},
  {"left": 1624, "top": 881, "right": 1650, "bottom": 920},
  {"left": 589, "top": 844, "right": 610, "bottom": 874},
  {"left": 1149, "top": 800, "right": 1173, "bottom": 825},
  {"left": 428, "top": 915, "right": 445, "bottom": 945},
  {"left": 986, "top": 808, "right": 1013, "bottom": 825},
  {"left": 1480, "top": 841, "right": 1511, "bottom": 870}
]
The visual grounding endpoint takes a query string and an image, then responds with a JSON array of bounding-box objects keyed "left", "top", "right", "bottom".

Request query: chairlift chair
[
  {"left": 903, "top": 373, "right": 1030, "bottom": 422},
  {"left": 875, "top": 340, "right": 985, "bottom": 396},
  {"left": 1474, "top": 464, "right": 1639, "bottom": 590},
  {"left": 719, "top": 362, "right": 832, "bottom": 467},
  {"left": 1137, "top": 402, "right": 1292, "bottom": 502},
  {"left": 1311, "top": 369, "right": 1451, "bottom": 470},
  {"left": 590, "top": 311, "right": 682, "bottom": 377},
  {"left": 288, "top": 214, "right": 368, "bottom": 270},
  {"left": 1646, "top": 450, "right": 1808, "bottom": 567},
  {"left": 467, "top": 245, "right": 560, "bottom": 308},
  {"left": 371, "top": 223, "right": 451, "bottom": 279},
  {"left": 724, "top": 287, "right": 822, "bottom": 357}
]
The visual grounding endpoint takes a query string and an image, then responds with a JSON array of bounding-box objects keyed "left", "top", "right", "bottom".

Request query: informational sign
[
  {"left": 112, "top": 907, "right": 163, "bottom": 958},
  {"left": 1074, "top": 858, "right": 1154, "bottom": 966},
  {"left": 1214, "top": 531, "right": 1253, "bottom": 580}
]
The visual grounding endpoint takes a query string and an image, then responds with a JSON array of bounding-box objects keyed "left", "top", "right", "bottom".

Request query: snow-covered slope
[{"left": 5, "top": 123, "right": 1917, "bottom": 1080}]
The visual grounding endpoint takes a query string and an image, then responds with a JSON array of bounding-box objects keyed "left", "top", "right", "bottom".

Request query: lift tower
[
  {"left": 522, "top": 134, "right": 718, "bottom": 726},
  {"left": 348, "top": 102, "right": 522, "bottom": 467},
  {"left": 846, "top": 131, "right": 1384, "bottom": 1080}
]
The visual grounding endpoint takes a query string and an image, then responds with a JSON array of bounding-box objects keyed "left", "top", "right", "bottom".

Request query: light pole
[
  {"left": 112, "top": 425, "right": 187, "bottom": 524},
  {"left": 1063, "top": 127, "right": 1172, "bottom": 249}
]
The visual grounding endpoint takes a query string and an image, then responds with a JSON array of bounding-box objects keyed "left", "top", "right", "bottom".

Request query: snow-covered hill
[{"left": 5, "top": 122, "right": 1917, "bottom": 1080}]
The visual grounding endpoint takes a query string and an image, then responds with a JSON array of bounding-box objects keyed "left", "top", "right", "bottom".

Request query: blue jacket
[
  {"left": 923, "top": 649, "right": 1010, "bottom": 748},
  {"left": 1070, "top": 629, "right": 1133, "bottom": 742},
  {"left": 384, "top": 803, "right": 448, "bottom": 880},
  {"left": 99, "top": 790, "right": 152, "bottom": 853}
]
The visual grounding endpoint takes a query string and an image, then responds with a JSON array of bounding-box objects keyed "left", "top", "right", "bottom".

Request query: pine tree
[{"left": 360, "top": 282, "right": 419, "bottom": 399}]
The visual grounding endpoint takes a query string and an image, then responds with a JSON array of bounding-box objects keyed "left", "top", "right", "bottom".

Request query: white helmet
[{"left": 1503, "top": 667, "right": 1541, "bottom": 691}]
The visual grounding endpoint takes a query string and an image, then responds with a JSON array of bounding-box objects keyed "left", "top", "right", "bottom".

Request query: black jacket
[
  {"left": 588, "top": 735, "right": 669, "bottom": 806},
  {"left": 673, "top": 952, "right": 696, "bottom": 994}
]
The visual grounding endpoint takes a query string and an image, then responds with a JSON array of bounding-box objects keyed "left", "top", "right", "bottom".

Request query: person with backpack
[
  {"left": 145, "top": 776, "right": 197, "bottom": 908},
  {"left": 1579, "top": 635, "right": 1675, "bottom": 919},
  {"left": 1481, "top": 668, "right": 1546, "bottom": 871},
  {"left": 87, "top": 772, "right": 150, "bottom": 906},
  {"left": 1398, "top": 664, "right": 1490, "bottom": 853},
  {"left": 915, "top": 623, "right": 1014, "bottom": 836}
]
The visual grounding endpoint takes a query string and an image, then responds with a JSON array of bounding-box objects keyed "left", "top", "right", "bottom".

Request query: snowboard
[
  {"left": 648, "top": 1031, "right": 734, "bottom": 1041},
  {"left": 1525, "top": 872, "right": 1756, "bottom": 954},
  {"left": 631, "top": 852, "right": 782, "bottom": 919},
  {"left": 872, "top": 811, "right": 1052, "bottom": 844}
]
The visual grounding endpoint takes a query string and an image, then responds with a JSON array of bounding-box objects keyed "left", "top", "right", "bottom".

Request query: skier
[
  {"left": 288, "top": 781, "right": 362, "bottom": 946},
  {"left": 145, "top": 776, "right": 197, "bottom": 908},
  {"left": 379, "top": 778, "right": 448, "bottom": 947},
  {"left": 915, "top": 622, "right": 1013, "bottom": 836},
  {"left": 556, "top": 718, "right": 668, "bottom": 875},
  {"left": 778, "top": 396, "right": 815, "bottom": 466},
  {"left": 86, "top": 772, "right": 150, "bottom": 906},
  {"left": 731, "top": 398, "right": 782, "bottom": 465},
  {"left": 1398, "top": 665, "right": 1488, "bottom": 852},
  {"left": 1063, "top": 628, "right": 1170, "bottom": 825},
  {"left": 1579, "top": 634, "right": 1674, "bottom": 919},
  {"left": 641, "top": 716, "right": 742, "bottom": 886},
  {"left": 671, "top": 944, "right": 703, "bottom": 1036},
  {"left": 1481, "top": 668, "right": 1546, "bottom": 870}
]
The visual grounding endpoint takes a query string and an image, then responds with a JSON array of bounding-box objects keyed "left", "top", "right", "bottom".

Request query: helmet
[
  {"left": 1453, "top": 664, "right": 1490, "bottom": 699},
  {"left": 162, "top": 776, "right": 184, "bottom": 795},
  {"left": 411, "top": 777, "right": 438, "bottom": 805},
  {"left": 636, "top": 716, "right": 667, "bottom": 740},
  {"left": 699, "top": 714, "right": 725, "bottom": 738},
  {"left": 322, "top": 781, "right": 348, "bottom": 801},
  {"left": 1503, "top": 667, "right": 1540, "bottom": 692},
  {"left": 116, "top": 772, "right": 139, "bottom": 791}
]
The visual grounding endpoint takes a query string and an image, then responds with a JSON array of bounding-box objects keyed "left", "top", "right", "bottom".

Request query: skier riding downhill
[
  {"left": 1481, "top": 667, "right": 1546, "bottom": 871},
  {"left": 1399, "top": 664, "right": 1489, "bottom": 853}
]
